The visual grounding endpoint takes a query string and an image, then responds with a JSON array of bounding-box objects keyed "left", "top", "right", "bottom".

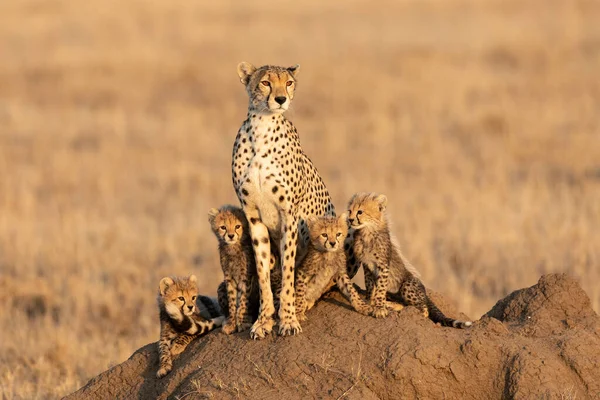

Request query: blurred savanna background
[{"left": 1, "top": 0, "right": 599, "bottom": 398}]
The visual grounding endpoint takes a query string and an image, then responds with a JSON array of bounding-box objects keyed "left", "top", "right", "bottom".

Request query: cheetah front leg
[
  {"left": 278, "top": 213, "right": 302, "bottom": 336},
  {"left": 222, "top": 277, "right": 238, "bottom": 335},
  {"left": 370, "top": 263, "right": 390, "bottom": 318},
  {"left": 364, "top": 265, "right": 375, "bottom": 301},
  {"left": 235, "top": 280, "right": 253, "bottom": 332},
  {"left": 156, "top": 324, "right": 176, "bottom": 378},
  {"left": 246, "top": 209, "right": 275, "bottom": 340},
  {"left": 294, "top": 270, "right": 308, "bottom": 321},
  {"left": 336, "top": 272, "right": 373, "bottom": 316}
]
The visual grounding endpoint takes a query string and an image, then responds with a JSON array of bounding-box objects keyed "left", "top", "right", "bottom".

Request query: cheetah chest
[{"left": 234, "top": 119, "right": 294, "bottom": 233}]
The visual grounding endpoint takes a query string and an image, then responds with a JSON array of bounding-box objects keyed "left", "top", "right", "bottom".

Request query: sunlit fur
[
  {"left": 347, "top": 193, "right": 472, "bottom": 328},
  {"left": 307, "top": 214, "right": 348, "bottom": 253},
  {"left": 156, "top": 275, "right": 224, "bottom": 378},
  {"left": 232, "top": 62, "right": 335, "bottom": 339},
  {"left": 295, "top": 214, "right": 372, "bottom": 321},
  {"left": 208, "top": 205, "right": 247, "bottom": 246},
  {"left": 237, "top": 62, "right": 299, "bottom": 114},
  {"left": 208, "top": 205, "right": 260, "bottom": 334}
]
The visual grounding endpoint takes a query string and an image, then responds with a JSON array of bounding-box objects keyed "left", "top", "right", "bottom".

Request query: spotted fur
[
  {"left": 209, "top": 205, "right": 259, "bottom": 334},
  {"left": 156, "top": 275, "right": 225, "bottom": 378},
  {"left": 295, "top": 214, "right": 373, "bottom": 321},
  {"left": 347, "top": 193, "right": 472, "bottom": 328},
  {"left": 232, "top": 62, "right": 335, "bottom": 338}
]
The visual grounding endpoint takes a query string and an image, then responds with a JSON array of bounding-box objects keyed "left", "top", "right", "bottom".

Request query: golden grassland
[{"left": 0, "top": 0, "right": 599, "bottom": 398}]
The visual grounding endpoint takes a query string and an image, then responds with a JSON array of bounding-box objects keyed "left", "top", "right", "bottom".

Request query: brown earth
[{"left": 66, "top": 274, "right": 600, "bottom": 400}]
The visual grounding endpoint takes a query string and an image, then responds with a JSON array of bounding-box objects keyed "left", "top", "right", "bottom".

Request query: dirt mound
[{"left": 66, "top": 274, "right": 600, "bottom": 399}]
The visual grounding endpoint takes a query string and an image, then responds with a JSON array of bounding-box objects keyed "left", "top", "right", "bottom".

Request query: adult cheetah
[{"left": 232, "top": 62, "right": 334, "bottom": 338}]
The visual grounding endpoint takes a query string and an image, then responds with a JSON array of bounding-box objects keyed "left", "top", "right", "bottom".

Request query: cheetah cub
[
  {"left": 157, "top": 275, "right": 225, "bottom": 378},
  {"left": 347, "top": 193, "right": 472, "bottom": 328},
  {"left": 209, "top": 205, "right": 259, "bottom": 334},
  {"left": 295, "top": 214, "right": 373, "bottom": 321}
]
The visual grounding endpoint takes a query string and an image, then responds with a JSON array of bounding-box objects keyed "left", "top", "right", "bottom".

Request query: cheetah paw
[
  {"left": 278, "top": 319, "right": 302, "bottom": 336},
  {"left": 222, "top": 320, "right": 237, "bottom": 335},
  {"left": 249, "top": 317, "right": 274, "bottom": 340},
  {"left": 156, "top": 366, "right": 171, "bottom": 379},
  {"left": 357, "top": 305, "right": 374, "bottom": 316},
  {"left": 296, "top": 312, "right": 307, "bottom": 322},
  {"left": 372, "top": 306, "right": 389, "bottom": 318}
]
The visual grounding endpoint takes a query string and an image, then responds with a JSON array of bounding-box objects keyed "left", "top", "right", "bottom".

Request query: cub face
[
  {"left": 159, "top": 275, "right": 198, "bottom": 318},
  {"left": 346, "top": 193, "right": 388, "bottom": 229},
  {"left": 208, "top": 206, "right": 248, "bottom": 245},
  {"left": 306, "top": 214, "right": 348, "bottom": 252},
  {"left": 237, "top": 62, "right": 300, "bottom": 114}
]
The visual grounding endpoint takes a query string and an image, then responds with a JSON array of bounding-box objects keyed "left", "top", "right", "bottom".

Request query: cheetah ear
[
  {"left": 287, "top": 64, "right": 300, "bottom": 77},
  {"left": 237, "top": 62, "right": 256, "bottom": 85},
  {"left": 159, "top": 277, "right": 174, "bottom": 296},
  {"left": 208, "top": 208, "right": 219, "bottom": 222},
  {"left": 189, "top": 275, "right": 197, "bottom": 285},
  {"left": 376, "top": 194, "right": 388, "bottom": 211}
]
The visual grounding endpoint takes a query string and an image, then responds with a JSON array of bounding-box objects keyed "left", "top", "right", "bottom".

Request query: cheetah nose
[
  {"left": 329, "top": 241, "right": 336, "bottom": 247},
  {"left": 187, "top": 305, "right": 194, "bottom": 310},
  {"left": 274, "top": 96, "right": 287, "bottom": 105},
  {"left": 228, "top": 234, "right": 235, "bottom": 240},
  {"left": 348, "top": 218, "right": 354, "bottom": 224}
]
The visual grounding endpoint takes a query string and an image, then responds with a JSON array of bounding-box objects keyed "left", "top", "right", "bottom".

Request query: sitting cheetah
[
  {"left": 347, "top": 193, "right": 472, "bottom": 328},
  {"left": 295, "top": 214, "right": 373, "bottom": 321},
  {"left": 232, "top": 62, "right": 336, "bottom": 338},
  {"left": 209, "top": 205, "right": 259, "bottom": 334},
  {"left": 156, "top": 275, "right": 225, "bottom": 378}
]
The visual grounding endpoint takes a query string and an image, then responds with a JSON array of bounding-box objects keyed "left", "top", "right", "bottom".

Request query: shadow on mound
[{"left": 66, "top": 274, "right": 600, "bottom": 400}]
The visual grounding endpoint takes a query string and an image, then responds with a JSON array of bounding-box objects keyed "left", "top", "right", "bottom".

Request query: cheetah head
[
  {"left": 306, "top": 214, "right": 348, "bottom": 252},
  {"left": 237, "top": 62, "right": 300, "bottom": 114},
  {"left": 159, "top": 275, "right": 199, "bottom": 318},
  {"left": 208, "top": 205, "right": 248, "bottom": 245},
  {"left": 346, "top": 193, "right": 388, "bottom": 230}
]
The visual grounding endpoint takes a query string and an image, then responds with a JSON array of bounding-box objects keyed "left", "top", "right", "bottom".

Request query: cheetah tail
[
  {"left": 426, "top": 297, "right": 472, "bottom": 329},
  {"left": 197, "top": 295, "right": 223, "bottom": 318}
]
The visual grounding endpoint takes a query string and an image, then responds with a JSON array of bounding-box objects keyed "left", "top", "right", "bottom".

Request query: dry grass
[{"left": 0, "top": 0, "right": 599, "bottom": 398}]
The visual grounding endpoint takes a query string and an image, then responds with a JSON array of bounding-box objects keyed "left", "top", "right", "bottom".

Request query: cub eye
[
  {"left": 286, "top": 81, "right": 293, "bottom": 86},
  {"left": 219, "top": 226, "right": 226, "bottom": 230},
  {"left": 192, "top": 296, "right": 197, "bottom": 300},
  {"left": 178, "top": 297, "right": 185, "bottom": 301},
  {"left": 235, "top": 224, "right": 241, "bottom": 229},
  {"left": 320, "top": 233, "right": 327, "bottom": 238},
  {"left": 261, "top": 81, "right": 270, "bottom": 87},
  {"left": 357, "top": 210, "right": 363, "bottom": 215},
  {"left": 336, "top": 232, "right": 342, "bottom": 237}
]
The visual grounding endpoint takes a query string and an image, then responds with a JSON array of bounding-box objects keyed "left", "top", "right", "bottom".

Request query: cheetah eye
[
  {"left": 219, "top": 226, "right": 226, "bottom": 230},
  {"left": 336, "top": 232, "right": 342, "bottom": 237},
  {"left": 178, "top": 297, "right": 185, "bottom": 301},
  {"left": 357, "top": 210, "right": 363, "bottom": 215},
  {"left": 192, "top": 296, "right": 197, "bottom": 300},
  {"left": 235, "top": 225, "right": 241, "bottom": 230},
  {"left": 261, "top": 81, "right": 270, "bottom": 87},
  {"left": 321, "top": 233, "right": 327, "bottom": 238},
  {"left": 286, "top": 81, "right": 293, "bottom": 87}
]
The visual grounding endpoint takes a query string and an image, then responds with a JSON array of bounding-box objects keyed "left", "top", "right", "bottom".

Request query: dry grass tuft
[{"left": 1, "top": 0, "right": 599, "bottom": 398}]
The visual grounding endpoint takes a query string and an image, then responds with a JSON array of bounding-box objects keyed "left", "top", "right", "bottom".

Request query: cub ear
[
  {"left": 189, "top": 275, "right": 197, "bottom": 285},
  {"left": 376, "top": 194, "right": 388, "bottom": 211},
  {"left": 287, "top": 64, "right": 300, "bottom": 77},
  {"left": 159, "top": 277, "right": 174, "bottom": 296},
  {"left": 237, "top": 62, "right": 256, "bottom": 85},
  {"left": 305, "top": 215, "right": 318, "bottom": 228},
  {"left": 208, "top": 208, "right": 219, "bottom": 223}
]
